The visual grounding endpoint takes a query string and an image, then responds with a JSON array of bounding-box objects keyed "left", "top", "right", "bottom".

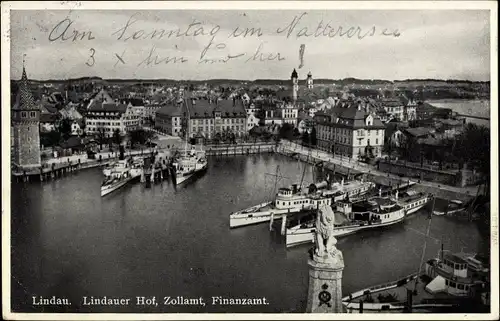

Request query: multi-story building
[
  {"left": 281, "top": 102, "right": 299, "bottom": 127},
  {"left": 404, "top": 98, "right": 417, "bottom": 121},
  {"left": 379, "top": 98, "right": 405, "bottom": 121},
  {"left": 145, "top": 103, "right": 164, "bottom": 120},
  {"left": 314, "top": 102, "right": 386, "bottom": 159},
  {"left": 121, "top": 98, "right": 145, "bottom": 124},
  {"left": 185, "top": 98, "right": 247, "bottom": 139},
  {"left": 85, "top": 101, "right": 141, "bottom": 137},
  {"left": 186, "top": 97, "right": 247, "bottom": 139},
  {"left": 155, "top": 102, "right": 184, "bottom": 136},
  {"left": 11, "top": 65, "right": 41, "bottom": 169}
]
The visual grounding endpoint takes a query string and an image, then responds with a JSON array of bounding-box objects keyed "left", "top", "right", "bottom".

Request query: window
[
  {"left": 449, "top": 281, "right": 456, "bottom": 288},
  {"left": 30, "top": 111, "right": 36, "bottom": 118},
  {"left": 21, "top": 112, "right": 27, "bottom": 118}
]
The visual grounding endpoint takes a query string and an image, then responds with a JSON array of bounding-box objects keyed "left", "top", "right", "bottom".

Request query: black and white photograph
[{"left": 2, "top": 1, "right": 498, "bottom": 319}]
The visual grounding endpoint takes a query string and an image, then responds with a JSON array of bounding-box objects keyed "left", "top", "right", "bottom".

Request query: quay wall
[
  {"left": 205, "top": 143, "right": 276, "bottom": 156},
  {"left": 377, "top": 161, "right": 460, "bottom": 187}
]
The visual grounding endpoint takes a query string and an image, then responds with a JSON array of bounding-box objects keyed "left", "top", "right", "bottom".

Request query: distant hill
[{"left": 21, "top": 77, "right": 489, "bottom": 86}]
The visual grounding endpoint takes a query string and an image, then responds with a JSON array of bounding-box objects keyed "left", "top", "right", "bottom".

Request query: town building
[
  {"left": 314, "top": 101, "right": 386, "bottom": 159},
  {"left": 185, "top": 97, "right": 247, "bottom": 140},
  {"left": 145, "top": 103, "right": 165, "bottom": 120},
  {"left": 85, "top": 100, "right": 141, "bottom": 137},
  {"left": 11, "top": 65, "right": 41, "bottom": 169},
  {"left": 281, "top": 102, "right": 299, "bottom": 126},
  {"left": 121, "top": 97, "right": 146, "bottom": 123},
  {"left": 154, "top": 102, "right": 184, "bottom": 136},
  {"left": 379, "top": 98, "right": 405, "bottom": 121},
  {"left": 246, "top": 113, "right": 260, "bottom": 132},
  {"left": 404, "top": 98, "right": 418, "bottom": 121}
]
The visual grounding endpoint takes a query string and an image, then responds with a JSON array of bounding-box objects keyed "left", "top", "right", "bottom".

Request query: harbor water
[{"left": 11, "top": 154, "right": 486, "bottom": 313}]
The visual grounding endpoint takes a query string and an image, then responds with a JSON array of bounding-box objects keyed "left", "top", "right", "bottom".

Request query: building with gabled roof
[
  {"left": 12, "top": 64, "right": 41, "bottom": 169},
  {"left": 184, "top": 97, "right": 247, "bottom": 140},
  {"left": 85, "top": 99, "right": 141, "bottom": 138},
  {"left": 314, "top": 101, "right": 385, "bottom": 159},
  {"left": 155, "top": 102, "right": 185, "bottom": 136}
]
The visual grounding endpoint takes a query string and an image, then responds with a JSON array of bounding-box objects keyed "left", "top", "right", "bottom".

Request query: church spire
[{"left": 15, "top": 55, "right": 37, "bottom": 111}]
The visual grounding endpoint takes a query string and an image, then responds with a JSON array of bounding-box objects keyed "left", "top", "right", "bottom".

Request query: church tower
[
  {"left": 11, "top": 61, "right": 41, "bottom": 169},
  {"left": 291, "top": 68, "right": 299, "bottom": 102},
  {"left": 307, "top": 71, "right": 314, "bottom": 89}
]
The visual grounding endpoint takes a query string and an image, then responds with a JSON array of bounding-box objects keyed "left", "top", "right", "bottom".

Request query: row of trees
[{"left": 383, "top": 123, "right": 490, "bottom": 179}]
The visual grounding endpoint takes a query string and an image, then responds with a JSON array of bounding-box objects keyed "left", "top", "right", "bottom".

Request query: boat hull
[
  {"left": 286, "top": 215, "right": 406, "bottom": 248},
  {"left": 101, "top": 176, "right": 137, "bottom": 197},
  {"left": 174, "top": 163, "right": 207, "bottom": 185},
  {"left": 230, "top": 181, "right": 375, "bottom": 228}
]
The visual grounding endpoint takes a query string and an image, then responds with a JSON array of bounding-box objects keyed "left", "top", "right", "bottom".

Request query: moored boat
[
  {"left": 341, "top": 251, "right": 490, "bottom": 313},
  {"left": 394, "top": 190, "right": 433, "bottom": 215},
  {"left": 286, "top": 196, "right": 407, "bottom": 248},
  {"left": 433, "top": 199, "right": 466, "bottom": 216},
  {"left": 172, "top": 144, "right": 208, "bottom": 185},
  {"left": 101, "top": 167, "right": 141, "bottom": 197},
  {"left": 230, "top": 179, "right": 375, "bottom": 228}
]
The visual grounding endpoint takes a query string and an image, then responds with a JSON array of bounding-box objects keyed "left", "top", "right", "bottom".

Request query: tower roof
[
  {"left": 291, "top": 68, "right": 298, "bottom": 79},
  {"left": 13, "top": 65, "right": 38, "bottom": 111},
  {"left": 307, "top": 71, "right": 312, "bottom": 77}
]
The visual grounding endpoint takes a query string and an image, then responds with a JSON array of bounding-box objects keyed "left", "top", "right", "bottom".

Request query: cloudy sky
[{"left": 10, "top": 9, "right": 491, "bottom": 81}]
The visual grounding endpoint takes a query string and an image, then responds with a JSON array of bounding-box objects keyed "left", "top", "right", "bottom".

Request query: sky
[{"left": 9, "top": 9, "right": 491, "bottom": 81}]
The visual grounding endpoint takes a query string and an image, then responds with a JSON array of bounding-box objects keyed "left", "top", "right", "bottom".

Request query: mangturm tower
[
  {"left": 291, "top": 68, "right": 299, "bottom": 102},
  {"left": 307, "top": 71, "right": 314, "bottom": 89},
  {"left": 11, "top": 60, "right": 41, "bottom": 170}
]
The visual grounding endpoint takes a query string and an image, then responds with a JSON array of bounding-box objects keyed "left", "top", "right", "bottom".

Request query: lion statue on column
[{"left": 315, "top": 204, "right": 338, "bottom": 257}]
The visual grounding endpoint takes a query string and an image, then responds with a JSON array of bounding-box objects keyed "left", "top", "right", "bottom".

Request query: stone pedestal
[{"left": 306, "top": 250, "right": 345, "bottom": 313}]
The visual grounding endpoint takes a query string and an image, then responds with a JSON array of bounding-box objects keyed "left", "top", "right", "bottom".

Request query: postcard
[{"left": 2, "top": 1, "right": 498, "bottom": 320}]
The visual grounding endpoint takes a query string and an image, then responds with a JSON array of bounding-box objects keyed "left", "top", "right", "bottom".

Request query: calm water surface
[
  {"left": 11, "top": 154, "right": 484, "bottom": 313},
  {"left": 427, "top": 99, "right": 490, "bottom": 127}
]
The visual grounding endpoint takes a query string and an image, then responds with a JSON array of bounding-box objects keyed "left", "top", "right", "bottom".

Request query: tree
[
  {"left": 454, "top": 123, "right": 490, "bottom": 180},
  {"left": 310, "top": 127, "right": 317, "bottom": 146},
  {"left": 128, "top": 129, "right": 156, "bottom": 149},
  {"left": 112, "top": 129, "right": 122, "bottom": 146},
  {"left": 40, "top": 130, "right": 61, "bottom": 148},
  {"left": 96, "top": 128, "right": 107, "bottom": 150},
  {"left": 58, "top": 117, "right": 72, "bottom": 141},
  {"left": 278, "top": 123, "right": 294, "bottom": 140},
  {"left": 302, "top": 131, "right": 310, "bottom": 146}
]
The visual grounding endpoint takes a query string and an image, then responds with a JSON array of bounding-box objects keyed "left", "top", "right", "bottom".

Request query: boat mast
[
  {"left": 413, "top": 196, "right": 436, "bottom": 293},
  {"left": 299, "top": 160, "right": 307, "bottom": 190},
  {"left": 271, "top": 165, "right": 281, "bottom": 202}
]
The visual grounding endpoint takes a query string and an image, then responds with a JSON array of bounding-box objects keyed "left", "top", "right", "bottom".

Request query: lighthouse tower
[
  {"left": 307, "top": 71, "right": 314, "bottom": 89},
  {"left": 291, "top": 68, "right": 299, "bottom": 102},
  {"left": 11, "top": 60, "right": 41, "bottom": 170}
]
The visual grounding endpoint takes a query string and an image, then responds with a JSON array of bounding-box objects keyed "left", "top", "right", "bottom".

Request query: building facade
[
  {"left": 11, "top": 66, "right": 41, "bottom": 169},
  {"left": 186, "top": 98, "right": 247, "bottom": 140},
  {"left": 155, "top": 102, "right": 184, "bottom": 136},
  {"left": 85, "top": 102, "right": 141, "bottom": 137},
  {"left": 281, "top": 102, "right": 299, "bottom": 127},
  {"left": 315, "top": 103, "right": 385, "bottom": 159},
  {"left": 380, "top": 98, "right": 405, "bottom": 121}
]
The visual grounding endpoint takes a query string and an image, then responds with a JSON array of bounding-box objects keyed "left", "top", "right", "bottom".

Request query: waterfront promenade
[{"left": 278, "top": 140, "right": 479, "bottom": 199}]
